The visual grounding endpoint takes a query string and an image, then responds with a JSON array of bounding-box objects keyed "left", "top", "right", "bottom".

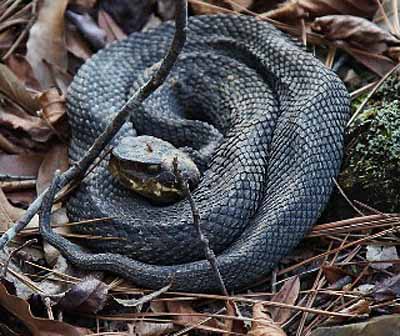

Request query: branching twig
[
  {"left": 172, "top": 158, "right": 229, "bottom": 296},
  {"left": 1, "top": 238, "right": 38, "bottom": 278},
  {"left": 0, "top": 0, "right": 188, "bottom": 250}
]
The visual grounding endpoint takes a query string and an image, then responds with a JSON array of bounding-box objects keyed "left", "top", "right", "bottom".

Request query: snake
[{"left": 41, "top": 14, "right": 349, "bottom": 292}]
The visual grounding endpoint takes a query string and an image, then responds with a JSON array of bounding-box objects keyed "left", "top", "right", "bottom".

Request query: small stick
[
  {"left": 0, "top": 174, "right": 36, "bottom": 181},
  {"left": 172, "top": 157, "right": 228, "bottom": 297}
]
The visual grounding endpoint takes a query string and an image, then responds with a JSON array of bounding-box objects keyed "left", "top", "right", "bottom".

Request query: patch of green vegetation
[{"left": 340, "top": 86, "right": 400, "bottom": 212}]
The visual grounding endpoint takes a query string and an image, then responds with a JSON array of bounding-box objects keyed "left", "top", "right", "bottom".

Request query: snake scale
[{"left": 42, "top": 15, "right": 349, "bottom": 292}]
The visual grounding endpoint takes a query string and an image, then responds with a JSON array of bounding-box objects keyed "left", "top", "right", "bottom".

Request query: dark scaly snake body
[{"left": 46, "top": 15, "right": 349, "bottom": 292}]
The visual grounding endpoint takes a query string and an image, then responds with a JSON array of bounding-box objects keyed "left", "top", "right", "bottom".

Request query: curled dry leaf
[
  {"left": 312, "top": 15, "right": 400, "bottom": 53},
  {"left": 36, "top": 88, "right": 66, "bottom": 125},
  {"left": 262, "top": 0, "right": 378, "bottom": 21},
  {"left": 0, "top": 63, "right": 40, "bottom": 115},
  {"left": 268, "top": 276, "right": 300, "bottom": 324},
  {"left": 0, "top": 97, "right": 61, "bottom": 144},
  {"left": 0, "top": 282, "right": 91, "bottom": 336},
  {"left": 322, "top": 264, "right": 352, "bottom": 284},
  {"left": 248, "top": 303, "right": 287, "bottom": 336},
  {"left": 5, "top": 54, "right": 41, "bottom": 92},
  {"left": 372, "top": 273, "right": 400, "bottom": 302},
  {"left": 26, "top": 0, "right": 69, "bottom": 93},
  {"left": 57, "top": 276, "right": 108, "bottom": 314},
  {"left": 165, "top": 301, "right": 226, "bottom": 333},
  {"left": 0, "top": 187, "right": 26, "bottom": 231}
]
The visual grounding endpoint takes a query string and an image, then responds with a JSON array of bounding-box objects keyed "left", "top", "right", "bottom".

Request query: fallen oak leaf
[
  {"left": 165, "top": 301, "right": 223, "bottom": 330},
  {"left": 0, "top": 63, "right": 40, "bottom": 115},
  {"left": 312, "top": 15, "right": 400, "bottom": 53},
  {"left": 372, "top": 273, "right": 400, "bottom": 302},
  {"left": 0, "top": 282, "right": 91, "bottom": 336},
  {"left": 56, "top": 276, "right": 108, "bottom": 314},
  {"left": 268, "top": 276, "right": 300, "bottom": 325},
  {"left": 322, "top": 263, "right": 352, "bottom": 285},
  {"left": 0, "top": 188, "right": 26, "bottom": 231},
  {"left": 248, "top": 303, "right": 287, "bottom": 336},
  {"left": 26, "top": 0, "right": 69, "bottom": 93},
  {"left": 5, "top": 54, "right": 41, "bottom": 92},
  {"left": 36, "top": 88, "right": 66, "bottom": 126}
]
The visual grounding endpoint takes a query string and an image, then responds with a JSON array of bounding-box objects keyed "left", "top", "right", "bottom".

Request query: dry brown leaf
[
  {"left": 57, "top": 276, "right": 108, "bottom": 314},
  {"left": 322, "top": 264, "right": 351, "bottom": 284},
  {"left": 372, "top": 273, "right": 400, "bottom": 302},
  {"left": 0, "top": 133, "right": 24, "bottom": 154},
  {"left": 0, "top": 187, "right": 26, "bottom": 231},
  {"left": 312, "top": 15, "right": 400, "bottom": 53},
  {"left": 5, "top": 54, "right": 41, "bottom": 92},
  {"left": 98, "top": 9, "right": 127, "bottom": 43},
  {"left": 166, "top": 301, "right": 222, "bottom": 329},
  {"left": 0, "top": 187, "right": 39, "bottom": 231},
  {"left": 191, "top": 0, "right": 253, "bottom": 15},
  {"left": 0, "top": 282, "right": 91, "bottom": 336},
  {"left": 65, "top": 25, "right": 93, "bottom": 61},
  {"left": 36, "top": 88, "right": 66, "bottom": 125},
  {"left": 0, "top": 63, "right": 40, "bottom": 115},
  {"left": 0, "top": 101, "right": 57, "bottom": 143},
  {"left": 26, "top": 0, "right": 69, "bottom": 93},
  {"left": 262, "top": 0, "right": 378, "bottom": 21},
  {"left": 166, "top": 301, "right": 207, "bottom": 326},
  {"left": 248, "top": 303, "right": 287, "bottom": 336},
  {"left": 268, "top": 276, "right": 300, "bottom": 324},
  {"left": 36, "top": 143, "right": 68, "bottom": 195}
]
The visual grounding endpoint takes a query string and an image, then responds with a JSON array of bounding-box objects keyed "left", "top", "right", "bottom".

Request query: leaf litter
[{"left": 0, "top": 0, "right": 400, "bottom": 335}]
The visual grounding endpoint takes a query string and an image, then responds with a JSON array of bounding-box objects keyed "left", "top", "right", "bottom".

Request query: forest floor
[{"left": 0, "top": 1, "right": 400, "bottom": 335}]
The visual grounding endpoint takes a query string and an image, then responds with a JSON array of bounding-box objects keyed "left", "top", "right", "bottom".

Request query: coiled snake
[{"left": 42, "top": 15, "right": 349, "bottom": 292}]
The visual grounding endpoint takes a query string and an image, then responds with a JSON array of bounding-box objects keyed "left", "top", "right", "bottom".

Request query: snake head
[{"left": 109, "top": 135, "right": 200, "bottom": 204}]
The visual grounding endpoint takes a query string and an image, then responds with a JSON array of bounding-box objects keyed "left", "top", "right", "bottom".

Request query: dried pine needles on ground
[{"left": 0, "top": 0, "right": 400, "bottom": 335}]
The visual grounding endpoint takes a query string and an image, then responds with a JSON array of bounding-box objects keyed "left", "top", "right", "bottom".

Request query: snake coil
[{"left": 42, "top": 15, "right": 349, "bottom": 292}]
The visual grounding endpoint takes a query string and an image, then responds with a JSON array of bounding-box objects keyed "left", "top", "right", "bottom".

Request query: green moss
[{"left": 341, "top": 95, "right": 400, "bottom": 212}]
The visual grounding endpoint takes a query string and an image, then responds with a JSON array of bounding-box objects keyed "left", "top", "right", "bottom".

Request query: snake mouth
[
  {"left": 109, "top": 156, "right": 184, "bottom": 204},
  {"left": 108, "top": 135, "right": 200, "bottom": 204}
]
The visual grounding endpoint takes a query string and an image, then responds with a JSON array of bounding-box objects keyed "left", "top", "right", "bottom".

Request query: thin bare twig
[
  {"left": 172, "top": 157, "right": 228, "bottom": 296},
  {"left": 0, "top": 0, "right": 188, "bottom": 250}
]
